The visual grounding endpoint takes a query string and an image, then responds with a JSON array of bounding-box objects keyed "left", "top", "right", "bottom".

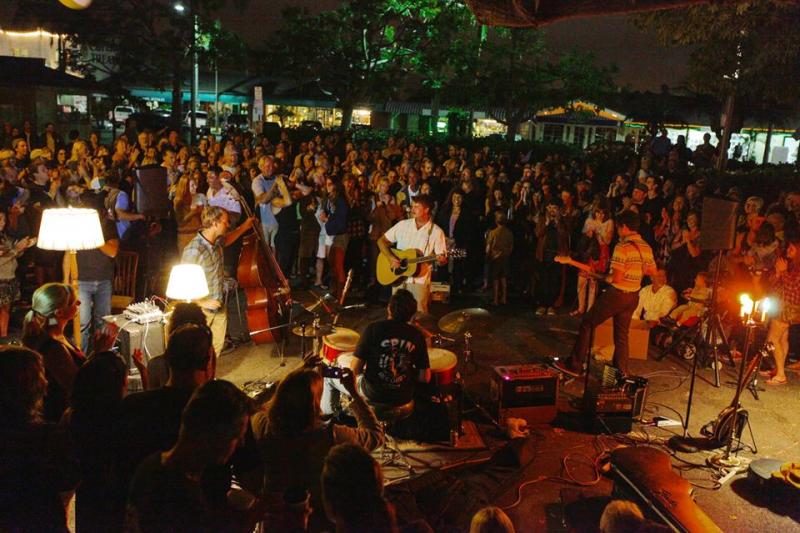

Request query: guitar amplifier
[
  {"left": 490, "top": 364, "right": 559, "bottom": 425},
  {"left": 103, "top": 314, "right": 166, "bottom": 369}
]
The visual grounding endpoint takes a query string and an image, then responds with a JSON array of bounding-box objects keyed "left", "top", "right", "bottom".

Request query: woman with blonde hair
[
  {"left": 22, "top": 282, "right": 115, "bottom": 422},
  {"left": 174, "top": 173, "right": 206, "bottom": 252},
  {"left": 67, "top": 139, "right": 91, "bottom": 187},
  {"left": 469, "top": 506, "right": 515, "bottom": 533}
]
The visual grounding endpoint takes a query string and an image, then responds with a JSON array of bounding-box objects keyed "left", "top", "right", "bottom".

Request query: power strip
[{"left": 652, "top": 416, "right": 682, "bottom": 428}]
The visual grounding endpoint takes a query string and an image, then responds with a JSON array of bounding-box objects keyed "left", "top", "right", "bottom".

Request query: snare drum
[
  {"left": 429, "top": 348, "right": 458, "bottom": 386},
  {"left": 321, "top": 327, "right": 360, "bottom": 362}
]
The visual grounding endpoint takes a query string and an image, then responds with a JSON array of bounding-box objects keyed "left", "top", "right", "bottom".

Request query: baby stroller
[{"left": 654, "top": 307, "right": 731, "bottom": 365}]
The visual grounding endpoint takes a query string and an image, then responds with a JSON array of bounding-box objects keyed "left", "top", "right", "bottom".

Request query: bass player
[{"left": 378, "top": 194, "right": 447, "bottom": 313}]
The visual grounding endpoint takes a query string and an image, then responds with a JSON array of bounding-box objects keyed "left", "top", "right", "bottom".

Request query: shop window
[
  {"left": 542, "top": 124, "right": 564, "bottom": 143},
  {"left": 595, "top": 127, "right": 616, "bottom": 143},
  {"left": 57, "top": 94, "right": 88, "bottom": 116},
  {"left": 573, "top": 126, "right": 585, "bottom": 147}
]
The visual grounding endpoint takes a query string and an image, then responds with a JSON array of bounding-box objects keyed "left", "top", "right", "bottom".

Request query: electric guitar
[
  {"left": 554, "top": 255, "right": 607, "bottom": 281},
  {"left": 702, "top": 341, "right": 774, "bottom": 447},
  {"left": 377, "top": 248, "right": 466, "bottom": 286}
]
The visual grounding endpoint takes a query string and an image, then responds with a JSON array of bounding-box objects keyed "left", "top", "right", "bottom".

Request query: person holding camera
[{"left": 251, "top": 367, "right": 382, "bottom": 531}]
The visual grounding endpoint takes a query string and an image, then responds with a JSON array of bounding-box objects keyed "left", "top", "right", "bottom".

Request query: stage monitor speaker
[
  {"left": 698, "top": 196, "right": 738, "bottom": 251},
  {"left": 135, "top": 166, "right": 170, "bottom": 217}
]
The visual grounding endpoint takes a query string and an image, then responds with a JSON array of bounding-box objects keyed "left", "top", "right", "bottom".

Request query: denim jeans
[
  {"left": 569, "top": 286, "right": 639, "bottom": 375},
  {"left": 79, "top": 279, "right": 113, "bottom": 353}
]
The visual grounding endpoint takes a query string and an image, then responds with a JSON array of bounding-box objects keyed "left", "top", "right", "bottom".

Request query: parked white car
[
  {"left": 113, "top": 105, "right": 134, "bottom": 123},
  {"left": 184, "top": 110, "right": 208, "bottom": 127}
]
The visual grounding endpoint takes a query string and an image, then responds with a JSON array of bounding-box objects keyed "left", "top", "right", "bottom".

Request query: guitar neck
[{"left": 407, "top": 254, "right": 439, "bottom": 265}]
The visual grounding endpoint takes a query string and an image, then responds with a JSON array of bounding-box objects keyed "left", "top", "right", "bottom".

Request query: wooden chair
[{"left": 112, "top": 250, "right": 139, "bottom": 313}]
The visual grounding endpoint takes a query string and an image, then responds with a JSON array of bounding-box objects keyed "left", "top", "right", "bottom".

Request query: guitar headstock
[
  {"left": 448, "top": 248, "right": 467, "bottom": 259},
  {"left": 554, "top": 255, "right": 572, "bottom": 265}
]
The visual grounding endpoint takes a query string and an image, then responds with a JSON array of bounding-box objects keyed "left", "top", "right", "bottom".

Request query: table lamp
[
  {"left": 166, "top": 263, "right": 209, "bottom": 302},
  {"left": 37, "top": 207, "right": 105, "bottom": 348}
]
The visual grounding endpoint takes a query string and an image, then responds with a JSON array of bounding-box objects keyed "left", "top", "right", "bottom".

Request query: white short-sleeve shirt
[{"left": 383, "top": 218, "right": 447, "bottom": 284}]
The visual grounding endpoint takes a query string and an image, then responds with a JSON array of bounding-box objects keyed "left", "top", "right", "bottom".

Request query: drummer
[{"left": 321, "top": 289, "right": 430, "bottom": 415}]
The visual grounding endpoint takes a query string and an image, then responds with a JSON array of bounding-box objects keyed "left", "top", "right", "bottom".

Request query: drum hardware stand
[
  {"left": 456, "top": 331, "right": 503, "bottom": 432},
  {"left": 462, "top": 332, "right": 478, "bottom": 375}
]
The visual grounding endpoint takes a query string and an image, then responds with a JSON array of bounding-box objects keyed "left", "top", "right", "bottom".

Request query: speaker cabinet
[
  {"left": 135, "top": 166, "right": 170, "bottom": 217},
  {"left": 698, "top": 196, "right": 738, "bottom": 251}
]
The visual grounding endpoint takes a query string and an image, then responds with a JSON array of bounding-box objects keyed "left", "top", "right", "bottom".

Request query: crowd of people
[
  {"left": 1, "top": 116, "right": 800, "bottom": 367},
  {"left": 1, "top": 286, "right": 530, "bottom": 532},
  {"left": 1, "top": 116, "right": 800, "bottom": 531}
]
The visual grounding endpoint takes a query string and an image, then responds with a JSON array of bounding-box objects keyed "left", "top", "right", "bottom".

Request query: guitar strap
[{"left": 423, "top": 219, "right": 435, "bottom": 256}]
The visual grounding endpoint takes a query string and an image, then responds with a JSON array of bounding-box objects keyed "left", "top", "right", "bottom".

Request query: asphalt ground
[{"left": 218, "top": 287, "right": 800, "bottom": 532}]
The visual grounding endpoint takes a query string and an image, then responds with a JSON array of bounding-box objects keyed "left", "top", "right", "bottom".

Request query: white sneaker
[
  {"left": 535, "top": 307, "right": 546, "bottom": 316},
  {"left": 547, "top": 307, "right": 556, "bottom": 315}
]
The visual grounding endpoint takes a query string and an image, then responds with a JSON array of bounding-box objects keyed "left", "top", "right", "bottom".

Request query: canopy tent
[{"left": 464, "top": 0, "right": 711, "bottom": 27}]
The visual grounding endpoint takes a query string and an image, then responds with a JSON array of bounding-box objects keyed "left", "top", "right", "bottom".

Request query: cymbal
[
  {"left": 292, "top": 324, "right": 335, "bottom": 337},
  {"left": 438, "top": 308, "right": 492, "bottom": 335}
]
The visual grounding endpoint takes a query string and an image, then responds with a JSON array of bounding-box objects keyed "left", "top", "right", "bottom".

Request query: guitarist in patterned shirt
[{"left": 555, "top": 210, "right": 656, "bottom": 378}]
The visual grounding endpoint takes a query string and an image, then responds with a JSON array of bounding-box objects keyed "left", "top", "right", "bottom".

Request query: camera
[{"left": 322, "top": 365, "right": 343, "bottom": 379}]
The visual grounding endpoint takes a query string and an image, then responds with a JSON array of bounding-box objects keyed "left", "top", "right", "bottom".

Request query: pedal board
[
  {"left": 123, "top": 299, "right": 164, "bottom": 324},
  {"left": 584, "top": 376, "right": 648, "bottom": 434}
]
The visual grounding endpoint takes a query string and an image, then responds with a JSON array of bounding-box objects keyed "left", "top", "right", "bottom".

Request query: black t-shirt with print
[{"left": 355, "top": 319, "right": 429, "bottom": 405}]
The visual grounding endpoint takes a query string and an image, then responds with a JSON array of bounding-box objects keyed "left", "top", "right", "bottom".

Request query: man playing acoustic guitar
[
  {"left": 555, "top": 210, "right": 656, "bottom": 378},
  {"left": 378, "top": 194, "right": 447, "bottom": 313}
]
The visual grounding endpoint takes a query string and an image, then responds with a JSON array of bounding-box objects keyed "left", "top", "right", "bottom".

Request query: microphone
[{"left": 341, "top": 304, "right": 366, "bottom": 310}]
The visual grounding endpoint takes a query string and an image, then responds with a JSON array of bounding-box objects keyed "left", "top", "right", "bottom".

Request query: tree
[
  {"left": 265, "top": 0, "right": 467, "bottom": 129},
  {"left": 448, "top": 27, "right": 615, "bottom": 141},
  {"left": 407, "top": 1, "right": 478, "bottom": 131},
  {"left": 268, "top": 106, "right": 295, "bottom": 127},
  {"left": 16, "top": 0, "right": 249, "bottom": 130},
  {"left": 636, "top": 1, "right": 800, "bottom": 166}
]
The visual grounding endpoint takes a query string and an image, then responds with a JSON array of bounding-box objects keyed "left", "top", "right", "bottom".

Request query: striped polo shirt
[{"left": 610, "top": 233, "right": 655, "bottom": 293}]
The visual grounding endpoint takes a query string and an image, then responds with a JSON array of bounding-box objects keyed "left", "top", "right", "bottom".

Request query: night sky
[{"left": 218, "top": 3, "right": 691, "bottom": 92}]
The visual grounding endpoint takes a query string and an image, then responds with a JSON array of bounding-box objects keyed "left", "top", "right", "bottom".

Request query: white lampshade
[
  {"left": 37, "top": 207, "right": 105, "bottom": 251},
  {"left": 166, "top": 264, "right": 209, "bottom": 301}
]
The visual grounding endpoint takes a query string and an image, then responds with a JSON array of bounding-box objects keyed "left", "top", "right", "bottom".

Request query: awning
[
  {"left": 465, "top": 0, "right": 712, "bottom": 27},
  {"left": 129, "top": 88, "right": 249, "bottom": 104}
]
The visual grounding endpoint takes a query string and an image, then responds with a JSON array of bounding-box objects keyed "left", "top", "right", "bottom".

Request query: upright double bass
[{"left": 234, "top": 179, "right": 291, "bottom": 344}]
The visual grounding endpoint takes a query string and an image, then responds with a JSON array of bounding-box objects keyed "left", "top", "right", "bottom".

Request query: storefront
[{"left": 531, "top": 102, "right": 625, "bottom": 147}]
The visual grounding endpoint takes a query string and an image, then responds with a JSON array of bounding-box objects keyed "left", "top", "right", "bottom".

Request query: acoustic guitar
[{"left": 377, "top": 248, "right": 466, "bottom": 286}]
